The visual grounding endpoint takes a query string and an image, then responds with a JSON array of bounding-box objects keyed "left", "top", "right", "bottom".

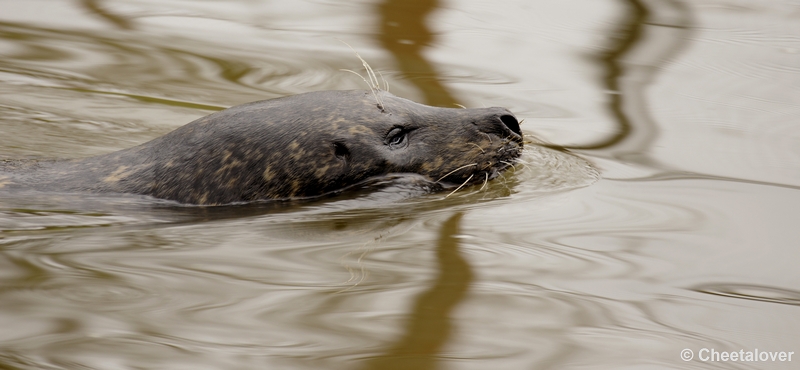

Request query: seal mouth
[
  {"left": 436, "top": 139, "right": 523, "bottom": 188},
  {"left": 482, "top": 141, "right": 523, "bottom": 180}
]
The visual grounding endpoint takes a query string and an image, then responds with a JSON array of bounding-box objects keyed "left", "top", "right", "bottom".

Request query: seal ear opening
[{"left": 333, "top": 141, "right": 351, "bottom": 162}]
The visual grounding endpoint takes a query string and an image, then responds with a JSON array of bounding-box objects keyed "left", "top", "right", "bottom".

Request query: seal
[{"left": 1, "top": 90, "right": 523, "bottom": 205}]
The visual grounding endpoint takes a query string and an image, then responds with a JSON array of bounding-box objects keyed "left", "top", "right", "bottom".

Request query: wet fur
[{"left": 0, "top": 90, "right": 523, "bottom": 205}]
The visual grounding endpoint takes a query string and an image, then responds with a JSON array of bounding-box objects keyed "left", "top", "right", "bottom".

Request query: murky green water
[{"left": 1, "top": 0, "right": 799, "bottom": 369}]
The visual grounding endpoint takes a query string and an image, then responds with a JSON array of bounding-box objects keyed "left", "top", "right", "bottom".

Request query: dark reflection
[
  {"left": 693, "top": 283, "right": 800, "bottom": 306},
  {"left": 551, "top": 0, "right": 692, "bottom": 154},
  {"left": 615, "top": 171, "right": 800, "bottom": 191},
  {"left": 580, "top": 0, "right": 649, "bottom": 150},
  {"left": 80, "top": 0, "right": 134, "bottom": 30},
  {"left": 377, "top": 0, "right": 459, "bottom": 108},
  {"left": 363, "top": 213, "right": 472, "bottom": 370}
]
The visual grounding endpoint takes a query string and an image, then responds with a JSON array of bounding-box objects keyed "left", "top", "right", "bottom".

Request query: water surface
[{"left": 1, "top": 0, "right": 799, "bottom": 369}]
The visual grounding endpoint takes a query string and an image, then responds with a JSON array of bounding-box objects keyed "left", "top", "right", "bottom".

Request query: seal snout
[{"left": 474, "top": 108, "right": 523, "bottom": 142}]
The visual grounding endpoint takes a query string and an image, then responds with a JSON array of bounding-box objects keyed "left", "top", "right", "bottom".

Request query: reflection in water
[
  {"left": 2, "top": 1, "right": 800, "bottom": 368},
  {"left": 80, "top": 0, "right": 133, "bottom": 30},
  {"left": 377, "top": 0, "right": 459, "bottom": 108},
  {"left": 693, "top": 283, "right": 800, "bottom": 306},
  {"left": 363, "top": 213, "right": 472, "bottom": 370},
  {"left": 584, "top": 0, "right": 648, "bottom": 150},
  {"left": 559, "top": 0, "right": 692, "bottom": 155},
  {"left": 619, "top": 171, "right": 800, "bottom": 192}
]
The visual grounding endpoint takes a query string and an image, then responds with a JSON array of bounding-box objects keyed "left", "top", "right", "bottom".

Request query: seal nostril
[{"left": 500, "top": 115, "right": 521, "bottom": 137}]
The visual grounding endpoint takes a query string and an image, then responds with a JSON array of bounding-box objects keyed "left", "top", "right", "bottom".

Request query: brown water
[{"left": 1, "top": 0, "right": 799, "bottom": 369}]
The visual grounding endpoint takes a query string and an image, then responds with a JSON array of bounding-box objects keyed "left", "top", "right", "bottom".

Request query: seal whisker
[
  {"left": 479, "top": 172, "right": 489, "bottom": 191},
  {"left": 454, "top": 103, "right": 467, "bottom": 109},
  {"left": 339, "top": 39, "right": 385, "bottom": 111},
  {"left": 445, "top": 174, "right": 474, "bottom": 198},
  {"left": 500, "top": 161, "right": 517, "bottom": 172},
  {"left": 512, "top": 153, "right": 531, "bottom": 164},
  {"left": 362, "top": 56, "right": 379, "bottom": 89},
  {"left": 512, "top": 160, "right": 529, "bottom": 172},
  {"left": 468, "top": 142, "right": 486, "bottom": 154},
  {"left": 341, "top": 69, "right": 372, "bottom": 88},
  {"left": 378, "top": 70, "right": 389, "bottom": 92},
  {"left": 356, "top": 52, "right": 384, "bottom": 109},
  {"left": 498, "top": 172, "right": 509, "bottom": 184},
  {"left": 437, "top": 163, "right": 478, "bottom": 182}
]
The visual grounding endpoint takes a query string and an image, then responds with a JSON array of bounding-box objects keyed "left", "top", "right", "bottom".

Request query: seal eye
[{"left": 386, "top": 127, "right": 408, "bottom": 149}]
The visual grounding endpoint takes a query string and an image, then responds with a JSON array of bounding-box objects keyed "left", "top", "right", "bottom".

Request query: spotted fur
[{"left": 2, "top": 90, "right": 523, "bottom": 205}]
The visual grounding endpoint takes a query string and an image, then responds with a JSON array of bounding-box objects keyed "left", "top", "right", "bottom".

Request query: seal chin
[
  {"left": 486, "top": 166, "right": 505, "bottom": 181},
  {"left": 436, "top": 139, "right": 523, "bottom": 188},
  {"left": 480, "top": 155, "right": 520, "bottom": 183}
]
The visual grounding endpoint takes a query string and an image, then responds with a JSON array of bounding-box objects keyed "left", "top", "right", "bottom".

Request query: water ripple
[{"left": 693, "top": 283, "right": 800, "bottom": 306}]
